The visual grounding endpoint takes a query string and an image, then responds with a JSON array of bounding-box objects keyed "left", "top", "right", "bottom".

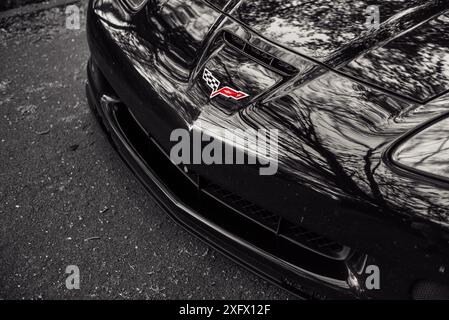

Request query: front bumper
[
  {"left": 86, "top": 59, "right": 351, "bottom": 300},
  {"left": 86, "top": 0, "right": 449, "bottom": 299}
]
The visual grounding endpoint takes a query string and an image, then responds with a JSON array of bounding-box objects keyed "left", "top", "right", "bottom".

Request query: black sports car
[{"left": 86, "top": 0, "right": 449, "bottom": 299}]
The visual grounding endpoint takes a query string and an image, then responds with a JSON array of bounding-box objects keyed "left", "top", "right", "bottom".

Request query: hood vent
[{"left": 223, "top": 31, "right": 298, "bottom": 77}]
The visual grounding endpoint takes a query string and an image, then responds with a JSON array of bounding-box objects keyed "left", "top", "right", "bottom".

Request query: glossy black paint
[
  {"left": 86, "top": 0, "right": 449, "bottom": 299},
  {"left": 230, "top": 0, "right": 449, "bottom": 102},
  {"left": 388, "top": 112, "right": 449, "bottom": 187}
]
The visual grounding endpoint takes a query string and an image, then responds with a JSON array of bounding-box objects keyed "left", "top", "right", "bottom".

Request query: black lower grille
[
  {"left": 202, "top": 181, "right": 349, "bottom": 260},
  {"left": 203, "top": 182, "right": 281, "bottom": 230},
  {"left": 282, "top": 222, "right": 347, "bottom": 255}
]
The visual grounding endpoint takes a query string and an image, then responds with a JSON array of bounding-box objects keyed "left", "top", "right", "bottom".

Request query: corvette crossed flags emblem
[{"left": 202, "top": 68, "right": 249, "bottom": 101}]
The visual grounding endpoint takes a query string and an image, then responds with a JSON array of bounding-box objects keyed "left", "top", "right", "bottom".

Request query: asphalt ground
[{"left": 0, "top": 3, "right": 294, "bottom": 299}]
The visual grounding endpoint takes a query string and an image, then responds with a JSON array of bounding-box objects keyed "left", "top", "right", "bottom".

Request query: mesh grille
[
  {"left": 412, "top": 280, "right": 449, "bottom": 300},
  {"left": 203, "top": 181, "right": 348, "bottom": 259},
  {"left": 203, "top": 182, "right": 281, "bottom": 230},
  {"left": 281, "top": 221, "right": 345, "bottom": 254}
]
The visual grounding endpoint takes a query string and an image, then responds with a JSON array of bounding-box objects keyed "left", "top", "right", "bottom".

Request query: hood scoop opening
[{"left": 223, "top": 31, "right": 298, "bottom": 77}]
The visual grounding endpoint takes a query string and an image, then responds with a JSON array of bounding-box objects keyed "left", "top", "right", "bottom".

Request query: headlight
[
  {"left": 390, "top": 114, "right": 449, "bottom": 183},
  {"left": 122, "top": 0, "right": 148, "bottom": 11}
]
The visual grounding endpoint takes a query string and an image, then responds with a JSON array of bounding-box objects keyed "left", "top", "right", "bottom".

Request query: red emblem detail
[
  {"left": 210, "top": 87, "right": 249, "bottom": 100},
  {"left": 203, "top": 68, "right": 249, "bottom": 101}
]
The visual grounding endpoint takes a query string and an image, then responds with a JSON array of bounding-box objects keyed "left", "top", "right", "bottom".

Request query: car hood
[
  {"left": 229, "top": 0, "right": 449, "bottom": 103},
  {"left": 91, "top": 0, "right": 449, "bottom": 245}
]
